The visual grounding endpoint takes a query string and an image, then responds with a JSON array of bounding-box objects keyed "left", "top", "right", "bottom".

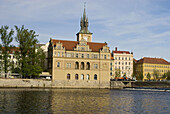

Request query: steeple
[
  {"left": 79, "top": 4, "right": 91, "bottom": 34},
  {"left": 77, "top": 3, "right": 92, "bottom": 42}
]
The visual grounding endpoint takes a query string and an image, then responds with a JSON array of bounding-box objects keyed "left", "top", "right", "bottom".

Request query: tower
[{"left": 77, "top": 5, "right": 92, "bottom": 42}]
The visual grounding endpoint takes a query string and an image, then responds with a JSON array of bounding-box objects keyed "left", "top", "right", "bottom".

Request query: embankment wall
[{"left": 0, "top": 79, "right": 110, "bottom": 89}]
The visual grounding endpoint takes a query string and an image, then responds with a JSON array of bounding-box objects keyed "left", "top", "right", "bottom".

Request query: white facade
[{"left": 113, "top": 47, "right": 133, "bottom": 78}]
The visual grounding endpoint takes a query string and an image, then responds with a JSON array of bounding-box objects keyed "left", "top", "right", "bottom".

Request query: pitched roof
[
  {"left": 113, "top": 50, "right": 130, "bottom": 54},
  {"left": 51, "top": 39, "right": 106, "bottom": 52},
  {"left": 1, "top": 47, "right": 19, "bottom": 54},
  {"left": 136, "top": 57, "right": 170, "bottom": 65}
]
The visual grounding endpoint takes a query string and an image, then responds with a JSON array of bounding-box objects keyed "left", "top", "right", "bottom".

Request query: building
[
  {"left": 48, "top": 8, "right": 111, "bottom": 88},
  {"left": 135, "top": 57, "right": 170, "bottom": 80},
  {"left": 0, "top": 47, "right": 19, "bottom": 78},
  {"left": 111, "top": 47, "right": 133, "bottom": 79}
]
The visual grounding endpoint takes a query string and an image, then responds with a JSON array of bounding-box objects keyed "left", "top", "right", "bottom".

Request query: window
[
  {"left": 86, "top": 62, "right": 90, "bottom": 70},
  {"left": 81, "top": 62, "right": 84, "bottom": 70},
  {"left": 104, "top": 55, "right": 106, "bottom": 59},
  {"left": 87, "top": 74, "right": 90, "bottom": 80},
  {"left": 75, "top": 74, "right": 78, "bottom": 80},
  {"left": 94, "top": 74, "right": 97, "bottom": 80},
  {"left": 119, "top": 57, "right": 120, "bottom": 60},
  {"left": 81, "top": 54, "right": 84, "bottom": 58},
  {"left": 81, "top": 74, "right": 84, "bottom": 80},
  {"left": 67, "top": 53, "right": 71, "bottom": 57},
  {"left": 67, "top": 74, "right": 70, "bottom": 80},
  {"left": 94, "top": 54, "right": 98, "bottom": 59},
  {"left": 67, "top": 63, "right": 71, "bottom": 68},
  {"left": 125, "top": 62, "right": 127, "bottom": 65},
  {"left": 115, "top": 62, "right": 117, "bottom": 65},
  {"left": 115, "top": 57, "right": 117, "bottom": 60},
  {"left": 125, "top": 57, "right": 127, "bottom": 60},
  {"left": 87, "top": 54, "right": 89, "bottom": 58},
  {"left": 57, "top": 62, "right": 60, "bottom": 67},
  {"left": 76, "top": 54, "right": 78, "bottom": 58},
  {"left": 57, "top": 52, "right": 60, "bottom": 57},
  {"left": 122, "top": 62, "right": 124, "bottom": 65},
  {"left": 122, "top": 57, "right": 124, "bottom": 60},
  {"left": 129, "top": 62, "right": 130, "bottom": 65},
  {"left": 75, "top": 62, "right": 79, "bottom": 69},
  {"left": 119, "top": 62, "right": 120, "bottom": 65},
  {"left": 129, "top": 57, "right": 130, "bottom": 60},
  {"left": 94, "top": 64, "right": 98, "bottom": 69}
]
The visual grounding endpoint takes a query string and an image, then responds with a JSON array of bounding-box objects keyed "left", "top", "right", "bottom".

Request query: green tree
[
  {"left": 147, "top": 72, "right": 151, "bottom": 80},
  {"left": 0, "top": 25, "right": 14, "bottom": 78},
  {"left": 153, "top": 69, "right": 160, "bottom": 80},
  {"left": 163, "top": 71, "right": 170, "bottom": 80},
  {"left": 115, "top": 69, "right": 121, "bottom": 78},
  {"left": 15, "top": 25, "right": 43, "bottom": 78},
  {"left": 139, "top": 73, "right": 144, "bottom": 81},
  {"left": 166, "top": 72, "right": 170, "bottom": 80}
]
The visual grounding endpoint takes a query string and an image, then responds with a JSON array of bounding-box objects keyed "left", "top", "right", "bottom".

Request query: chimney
[{"left": 115, "top": 47, "right": 117, "bottom": 51}]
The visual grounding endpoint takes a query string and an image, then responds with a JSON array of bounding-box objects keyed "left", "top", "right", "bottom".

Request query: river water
[{"left": 0, "top": 88, "right": 169, "bottom": 113}]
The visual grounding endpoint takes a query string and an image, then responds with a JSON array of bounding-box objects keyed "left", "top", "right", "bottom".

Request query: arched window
[
  {"left": 81, "top": 74, "right": 84, "bottom": 80},
  {"left": 75, "top": 74, "right": 78, "bottom": 80},
  {"left": 94, "top": 74, "right": 97, "bottom": 80},
  {"left": 67, "top": 74, "right": 70, "bottom": 80},
  {"left": 87, "top": 74, "right": 90, "bottom": 80},
  {"left": 86, "top": 62, "right": 90, "bottom": 70},
  {"left": 81, "top": 62, "right": 84, "bottom": 70},
  {"left": 75, "top": 62, "right": 79, "bottom": 69}
]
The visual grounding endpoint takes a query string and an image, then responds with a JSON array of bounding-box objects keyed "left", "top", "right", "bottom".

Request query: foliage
[
  {"left": 153, "top": 69, "right": 160, "bottom": 80},
  {"left": 15, "top": 25, "right": 43, "bottom": 78},
  {"left": 0, "top": 25, "right": 14, "bottom": 78},
  {"left": 147, "top": 72, "right": 151, "bottom": 80},
  {"left": 163, "top": 72, "right": 170, "bottom": 80},
  {"left": 139, "top": 73, "right": 144, "bottom": 81},
  {"left": 115, "top": 69, "right": 121, "bottom": 77}
]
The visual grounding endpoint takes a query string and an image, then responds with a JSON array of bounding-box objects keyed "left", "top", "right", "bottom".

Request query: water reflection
[{"left": 0, "top": 89, "right": 170, "bottom": 113}]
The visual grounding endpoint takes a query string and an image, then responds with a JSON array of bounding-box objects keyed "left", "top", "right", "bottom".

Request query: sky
[{"left": 0, "top": 0, "right": 170, "bottom": 61}]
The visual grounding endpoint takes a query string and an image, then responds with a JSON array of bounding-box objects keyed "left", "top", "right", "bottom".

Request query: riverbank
[{"left": 0, "top": 79, "right": 170, "bottom": 89}]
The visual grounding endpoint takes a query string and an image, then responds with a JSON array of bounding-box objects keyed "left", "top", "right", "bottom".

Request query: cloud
[{"left": 0, "top": 0, "right": 170, "bottom": 61}]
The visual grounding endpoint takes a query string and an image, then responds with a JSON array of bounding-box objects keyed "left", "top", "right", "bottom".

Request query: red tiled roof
[
  {"left": 51, "top": 39, "right": 106, "bottom": 52},
  {"left": 136, "top": 57, "right": 170, "bottom": 65},
  {"left": 113, "top": 51, "right": 130, "bottom": 54},
  {"left": 1, "top": 47, "right": 19, "bottom": 54}
]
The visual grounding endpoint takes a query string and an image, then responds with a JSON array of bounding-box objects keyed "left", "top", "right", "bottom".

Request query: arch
[
  {"left": 94, "top": 74, "right": 97, "bottom": 80},
  {"left": 86, "top": 74, "right": 90, "bottom": 80},
  {"left": 81, "top": 74, "right": 84, "bottom": 80},
  {"left": 75, "top": 62, "right": 79, "bottom": 69},
  {"left": 75, "top": 74, "right": 78, "bottom": 80},
  {"left": 81, "top": 62, "right": 84, "bottom": 70},
  {"left": 67, "top": 73, "right": 70, "bottom": 80},
  {"left": 86, "top": 62, "right": 90, "bottom": 70}
]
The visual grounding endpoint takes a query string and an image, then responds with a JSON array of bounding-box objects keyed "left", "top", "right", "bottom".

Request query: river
[{"left": 0, "top": 88, "right": 169, "bottom": 113}]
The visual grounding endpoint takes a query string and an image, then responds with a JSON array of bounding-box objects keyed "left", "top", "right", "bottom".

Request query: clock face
[{"left": 84, "top": 36, "right": 87, "bottom": 41}]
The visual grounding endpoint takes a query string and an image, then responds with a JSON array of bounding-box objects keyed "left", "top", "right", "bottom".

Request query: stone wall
[
  {"left": 110, "top": 81, "right": 132, "bottom": 89},
  {"left": 0, "top": 79, "right": 110, "bottom": 89}
]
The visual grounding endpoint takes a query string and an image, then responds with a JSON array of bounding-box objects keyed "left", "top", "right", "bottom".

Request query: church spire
[{"left": 78, "top": 3, "right": 91, "bottom": 34}]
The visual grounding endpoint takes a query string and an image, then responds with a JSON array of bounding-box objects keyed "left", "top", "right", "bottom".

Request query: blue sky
[{"left": 0, "top": 0, "right": 170, "bottom": 61}]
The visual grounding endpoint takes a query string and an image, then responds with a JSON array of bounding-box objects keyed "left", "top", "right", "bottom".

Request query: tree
[
  {"left": 153, "top": 69, "right": 159, "bottom": 80},
  {"left": 0, "top": 25, "right": 14, "bottom": 78},
  {"left": 166, "top": 72, "right": 170, "bottom": 80},
  {"left": 138, "top": 73, "right": 144, "bottom": 81},
  {"left": 115, "top": 69, "right": 121, "bottom": 78},
  {"left": 15, "top": 25, "right": 43, "bottom": 78},
  {"left": 147, "top": 72, "right": 151, "bottom": 80},
  {"left": 163, "top": 72, "right": 170, "bottom": 80}
]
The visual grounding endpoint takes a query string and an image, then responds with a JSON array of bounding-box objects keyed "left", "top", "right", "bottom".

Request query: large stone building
[
  {"left": 111, "top": 47, "right": 133, "bottom": 79},
  {"left": 135, "top": 57, "right": 170, "bottom": 80},
  {"left": 48, "top": 8, "right": 112, "bottom": 88}
]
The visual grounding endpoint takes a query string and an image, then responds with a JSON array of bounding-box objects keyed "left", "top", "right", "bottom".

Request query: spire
[{"left": 78, "top": 3, "right": 91, "bottom": 34}]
